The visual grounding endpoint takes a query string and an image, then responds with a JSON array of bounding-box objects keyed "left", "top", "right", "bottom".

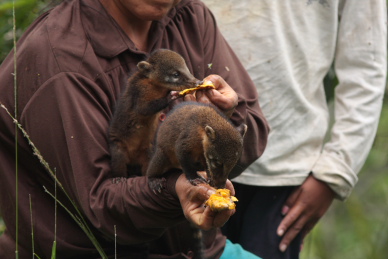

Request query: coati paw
[
  {"left": 148, "top": 177, "right": 166, "bottom": 194},
  {"left": 188, "top": 177, "right": 208, "bottom": 186}
]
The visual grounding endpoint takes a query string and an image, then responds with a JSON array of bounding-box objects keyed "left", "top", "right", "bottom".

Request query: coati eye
[{"left": 172, "top": 72, "right": 180, "bottom": 78}]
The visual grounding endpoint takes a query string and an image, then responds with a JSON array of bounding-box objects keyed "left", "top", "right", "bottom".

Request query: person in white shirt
[{"left": 202, "top": 0, "right": 387, "bottom": 258}]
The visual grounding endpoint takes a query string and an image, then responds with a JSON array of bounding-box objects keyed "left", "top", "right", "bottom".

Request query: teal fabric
[{"left": 220, "top": 239, "right": 262, "bottom": 259}]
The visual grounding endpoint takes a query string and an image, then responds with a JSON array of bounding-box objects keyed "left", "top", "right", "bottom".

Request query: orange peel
[
  {"left": 205, "top": 189, "right": 238, "bottom": 211},
  {"left": 179, "top": 81, "right": 216, "bottom": 96}
]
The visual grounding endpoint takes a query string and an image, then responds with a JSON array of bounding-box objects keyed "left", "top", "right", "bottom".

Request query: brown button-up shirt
[{"left": 0, "top": 0, "right": 268, "bottom": 258}]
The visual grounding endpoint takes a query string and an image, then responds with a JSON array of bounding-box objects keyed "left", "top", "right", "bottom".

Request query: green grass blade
[
  {"left": 12, "top": 0, "right": 19, "bottom": 258},
  {"left": 50, "top": 241, "right": 56, "bottom": 259},
  {"left": 0, "top": 103, "right": 107, "bottom": 259}
]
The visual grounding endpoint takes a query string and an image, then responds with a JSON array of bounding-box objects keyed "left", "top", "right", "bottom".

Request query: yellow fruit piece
[
  {"left": 179, "top": 81, "right": 216, "bottom": 96},
  {"left": 205, "top": 189, "right": 238, "bottom": 211}
]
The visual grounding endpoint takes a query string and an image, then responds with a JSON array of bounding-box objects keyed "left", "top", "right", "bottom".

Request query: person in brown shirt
[{"left": 0, "top": 0, "right": 269, "bottom": 258}]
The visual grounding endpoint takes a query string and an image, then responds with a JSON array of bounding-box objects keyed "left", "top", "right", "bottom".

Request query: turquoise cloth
[{"left": 220, "top": 239, "right": 262, "bottom": 259}]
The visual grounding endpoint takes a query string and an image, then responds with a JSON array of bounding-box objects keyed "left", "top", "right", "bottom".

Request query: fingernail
[
  {"left": 277, "top": 228, "right": 284, "bottom": 236},
  {"left": 281, "top": 206, "right": 289, "bottom": 215},
  {"left": 280, "top": 244, "right": 287, "bottom": 252},
  {"left": 206, "top": 189, "right": 216, "bottom": 196}
]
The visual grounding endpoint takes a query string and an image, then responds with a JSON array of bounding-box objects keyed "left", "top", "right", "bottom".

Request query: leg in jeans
[{"left": 222, "top": 183, "right": 303, "bottom": 259}]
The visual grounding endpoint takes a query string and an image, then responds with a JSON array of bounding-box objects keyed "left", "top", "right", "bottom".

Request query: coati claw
[
  {"left": 188, "top": 177, "right": 208, "bottom": 186},
  {"left": 148, "top": 177, "right": 166, "bottom": 194}
]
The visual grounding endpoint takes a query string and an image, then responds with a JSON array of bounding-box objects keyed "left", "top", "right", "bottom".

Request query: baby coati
[
  {"left": 146, "top": 101, "right": 247, "bottom": 259},
  {"left": 108, "top": 49, "right": 200, "bottom": 176},
  {"left": 146, "top": 101, "right": 247, "bottom": 191}
]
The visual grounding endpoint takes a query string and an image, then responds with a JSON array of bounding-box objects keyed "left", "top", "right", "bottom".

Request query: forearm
[
  {"left": 21, "top": 73, "right": 187, "bottom": 244},
  {"left": 312, "top": 0, "right": 387, "bottom": 200}
]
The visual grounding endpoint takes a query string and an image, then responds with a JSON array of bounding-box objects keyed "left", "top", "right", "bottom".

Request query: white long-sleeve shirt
[{"left": 203, "top": 0, "right": 387, "bottom": 200}]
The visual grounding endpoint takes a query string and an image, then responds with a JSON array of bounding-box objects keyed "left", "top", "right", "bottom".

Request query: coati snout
[
  {"left": 203, "top": 123, "right": 247, "bottom": 188},
  {"left": 147, "top": 101, "right": 247, "bottom": 190},
  {"left": 137, "top": 49, "right": 201, "bottom": 91}
]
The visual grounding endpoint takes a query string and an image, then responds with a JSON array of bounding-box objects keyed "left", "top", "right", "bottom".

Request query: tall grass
[
  {"left": 0, "top": 104, "right": 108, "bottom": 259},
  {"left": 0, "top": 0, "right": 108, "bottom": 258},
  {"left": 12, "top": 0, "right": 19, "bottom": 257}
]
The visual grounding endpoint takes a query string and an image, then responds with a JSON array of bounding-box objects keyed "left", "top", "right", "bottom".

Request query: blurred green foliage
[
  {"left": 300, "top": 46, "right": 388, "bottom": 258},
  {"left": 0, "top": 0, "right": 49, "bottom": 237},
  {"left": 301, "top": 101, "right": 388, "bottom": 259},
  {"left": 0, "top": 0, "right": 49, "bottom": 61},
  {"left": 0, "top": 1, "right": 387, "bottom": 258}
]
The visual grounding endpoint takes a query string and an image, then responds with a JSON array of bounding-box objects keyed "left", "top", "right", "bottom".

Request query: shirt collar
[
  {"left": 80, "top": 0, "right": 132, "bottom": 58},
  {"left": 79, "top": 0, "right": 175, "bottom": 58}
]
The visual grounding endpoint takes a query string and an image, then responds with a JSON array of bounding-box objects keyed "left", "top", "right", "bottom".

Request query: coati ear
[
  {"left": 137, "top": 61, "right": 151, "bottom": 74},
  {"left": 237, "top": 124, "right": 248, "bottom": 139},
  {"left": 205, "top": 125, "right": 216, "bottom": 141}
]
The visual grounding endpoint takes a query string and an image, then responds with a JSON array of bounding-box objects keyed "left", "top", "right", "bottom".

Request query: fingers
[
  {"left": 225, "top": 179, "right": 235, "bottom": 196},
  {"left": 183, "top": 93, "right": 196, "bottom": 102},
  {"left": 183, "top": 187, "right": 234, "bottom": 230},
  {"left": 183, "top": 90, "right": 211, "bottom": 104},
  {"left": 203, "top": 75, "right": 238, "bottom": 112},
  {"left": 175, "top": 174, "right": 236, "bottom": 231},
  {"left": 277, "top": 186, "right": 302, "bottom": 237},
  {"left": 195, "top": 90, "right": 211, "bottom": 104},
  {"left": 277, "top": 204, "right": 308, "bottom": 252},
  {"left": 281, "top": 186, "right": 302, "bottom": 215},
  {"left": 277, "top": 175, "right": 335, "bottom": 253},
  {"left": 181, "top": 74, "right": 238, "bottom": 117},
  {"left": 277, "top": 186, "right": 310, "bottom": 252},
  {"left": 212, "top": 208, "right": 235, "bottom": 228},
  {"left": 196, "top": 206, "right": 235, "bottom": 231},
  {"left": 278, "top": 210, "right": 319, "bottom": 252}
]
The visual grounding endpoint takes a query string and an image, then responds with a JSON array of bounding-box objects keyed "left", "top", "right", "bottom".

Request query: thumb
[{"left": 282, "top": 187, "right": 302, "bottom": 215}]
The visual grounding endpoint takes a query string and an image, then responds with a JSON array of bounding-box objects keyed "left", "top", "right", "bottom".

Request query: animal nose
[{"left": 214, "top": 179, "right": 226, "bottom": 189}]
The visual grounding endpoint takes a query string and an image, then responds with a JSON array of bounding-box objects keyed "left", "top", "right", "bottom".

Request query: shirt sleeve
[
  {"left": 191, "top": 2, "right": 270, "bottom": 178},
  {"left": 20, "top": 72, "right": 186, "bottom": 244},
  {"left": 311, "top": 0, "right": 387, "bottom": 200}
]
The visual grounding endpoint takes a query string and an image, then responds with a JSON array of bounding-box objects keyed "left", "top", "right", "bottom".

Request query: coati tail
[{"left": 192, "top": 228, "right": 205, "bottom": 259}]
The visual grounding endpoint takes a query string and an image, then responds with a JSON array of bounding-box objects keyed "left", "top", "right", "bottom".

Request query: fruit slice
[
  {"left": 179, "top": 81, "right": 216, "bottom": 96},
  {"left": 205, "top": 188, "right": 238, "bottom": 211}
]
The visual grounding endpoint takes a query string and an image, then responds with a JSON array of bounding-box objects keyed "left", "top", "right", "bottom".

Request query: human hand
[
  {"left": 175, "top": 173, "right": 235, "bottom": 230},
  {"left": 183, "top": 74, "right": 238, "bottom": 118},
  {"left": 277, "top": 174, "right": 335, "bottom": 252}
]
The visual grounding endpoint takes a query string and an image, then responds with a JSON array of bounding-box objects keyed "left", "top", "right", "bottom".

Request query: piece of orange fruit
[
  {"left": 179, "top": 81, "right": 216, "bottom": 96},
  {"left": 205, "top": 188, "right": 238, "bottom": 211}
]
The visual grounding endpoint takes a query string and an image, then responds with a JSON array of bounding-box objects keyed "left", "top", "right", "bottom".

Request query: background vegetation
[{"left": 0, "top": 1, "right": 387, "bottom": 258}]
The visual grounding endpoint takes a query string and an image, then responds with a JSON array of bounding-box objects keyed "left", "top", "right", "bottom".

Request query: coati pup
[
  {"left": 108, "top": 49, "right": 200, "bottom": 176},
  {"left": 146, "top": 101, "right": 247, "bottom": 259},
  {"left": 146, "top": 101, "right": 248, "bottom": 191}
]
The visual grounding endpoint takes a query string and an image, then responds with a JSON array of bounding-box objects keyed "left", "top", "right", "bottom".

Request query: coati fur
[
  {"left": 146, "top": 101, "right": 247, "bottom": 259},
  {"left": 147, "top": 101, "right": 247, "bottom": 190},
  {"left": 108, "top": 49, "right": 200, "bottom": 176}
]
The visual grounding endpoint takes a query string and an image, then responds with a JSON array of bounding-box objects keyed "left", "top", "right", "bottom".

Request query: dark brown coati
[
  {"left": 108, "top": 49, "right": 200, "bottom": 176},
  {"left": 146, "top": 101, "right": 247, "bottom": 259},
  {"left": 147, "top": 101, "right": 247, "bottom": 189}
]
